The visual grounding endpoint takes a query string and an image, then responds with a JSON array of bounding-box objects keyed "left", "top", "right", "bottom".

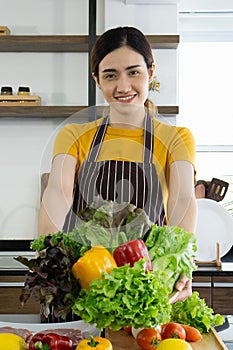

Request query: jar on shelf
[
  {"left": 17, "top": 86, "right": 30, "bottom": 95},
  {"left": 1, "top": 86, "right": 13, "bottom": 95}
]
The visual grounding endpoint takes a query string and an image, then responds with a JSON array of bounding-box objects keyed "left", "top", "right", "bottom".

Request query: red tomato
[
  {"left": 123, "top": 326, "right": 132, "bottom": 335},
  {"left": 136, "top": 328, "right": 162, "bottom": 350},
  {"left": 161, "top": 322, "right": 186, "bottom": 340}
]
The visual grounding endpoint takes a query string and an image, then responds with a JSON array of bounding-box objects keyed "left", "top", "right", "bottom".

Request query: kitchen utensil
[
  {"left": 195, "top": 178, "right": 229, "bottom": 202},
  {"left": 195, "top": 199, "right": 233, "bottom": 262},
  {"left": 207, "top": 178, "right": 229, "bottom": 202}
]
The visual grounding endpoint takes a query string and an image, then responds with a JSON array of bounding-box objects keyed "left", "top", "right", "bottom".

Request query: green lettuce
[
  {"left": 72, "top": 259, "right": 171, "bottom": 331},
  {"left": 145, "top": 224, "right": 197, "bottom": 293},
  {"left": 73, "top": 198, "right": 151, "bottom": 253},
  {"left": 170, "top": 291, "right": 224, "bottom": 333}
]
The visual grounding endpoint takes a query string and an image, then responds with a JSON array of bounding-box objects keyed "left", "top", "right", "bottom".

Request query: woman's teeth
[{"left": 117, "top": 95, "right": 134, "bottom": 101}]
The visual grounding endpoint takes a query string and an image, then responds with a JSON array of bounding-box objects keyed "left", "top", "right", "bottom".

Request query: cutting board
[{"left": 105, "top": 328, "right": 228, "bottom": 350}]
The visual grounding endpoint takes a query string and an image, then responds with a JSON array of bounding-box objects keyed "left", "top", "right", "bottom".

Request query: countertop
[
  {"left": 1, "top": 240, "right": 233, "bottom": 276},
  {"left": 194, "top": 246, "right": 233, "bottom": 276}
]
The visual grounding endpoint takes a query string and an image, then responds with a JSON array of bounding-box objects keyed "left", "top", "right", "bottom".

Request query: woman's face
[{"left": 94, "top": 46, "right": 155, "bottom": 109}]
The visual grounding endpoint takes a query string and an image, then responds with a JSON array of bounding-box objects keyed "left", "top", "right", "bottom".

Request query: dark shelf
[
  {"left": 0, "top": 105, "right": 179, "bottom": 118},
  {"left": 0, "top": 35, "right": 88, "bottom": 52},
  {"left": 0, "top": 35, "right": 179, "bottom": 52},
  {"left": 148, "top": 35, "right": 179, "bottom": 49},
  {"left": 0, "top": 33, "right": 179, "bottom": 118},
  {"left": 157, "top": 106, "right": 179, "bottom": 115}
]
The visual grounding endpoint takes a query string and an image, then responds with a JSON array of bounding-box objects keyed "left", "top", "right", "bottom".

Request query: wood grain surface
[{"left": 105, "top": 328, "right": 228, "bottom": 350}]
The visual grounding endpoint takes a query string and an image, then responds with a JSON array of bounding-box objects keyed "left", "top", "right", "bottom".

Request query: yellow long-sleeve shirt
[{"left": 53, "top": 116, "right": 196, "bottom": 208}]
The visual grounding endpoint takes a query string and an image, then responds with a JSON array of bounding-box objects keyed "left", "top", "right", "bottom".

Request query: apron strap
[
  {"left": 87, "top": 113, "right": 154, "bottom": 163},
  {"left": 87, "top": 116, "right": 109, "bottom": 162},
  {"left": 143, "top": 114, "right": 154, "bottom": 163}
]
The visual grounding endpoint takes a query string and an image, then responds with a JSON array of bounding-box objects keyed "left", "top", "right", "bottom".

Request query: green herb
[
  {"left": 72, "top": 259, "right": 171, "bottom": 331},
  {"left": 30, "top": 230, "right": 86, "bottom": 255},
  {"left": 145, "top": 224, "right": 197, "bottom": 293},
  {"left": 170, "top": 291, "right": 224, "bottom": 333}
]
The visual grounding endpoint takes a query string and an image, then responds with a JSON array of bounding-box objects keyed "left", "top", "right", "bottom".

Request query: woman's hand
[{"left": 170, "top": 273, "right": 192, "bottom": 304}]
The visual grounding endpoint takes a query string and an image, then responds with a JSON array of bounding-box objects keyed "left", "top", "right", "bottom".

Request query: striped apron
[
  {"left": 63, "top": 113, "right": 166, "bottom": 233},
  {"left": 43, "top": 114, "right": 166, "bottom": 323}
]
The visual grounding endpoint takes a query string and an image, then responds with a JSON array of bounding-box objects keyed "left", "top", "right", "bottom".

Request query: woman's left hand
[{"left": 170, "top": 273, "right": 192, "bottom": 304}]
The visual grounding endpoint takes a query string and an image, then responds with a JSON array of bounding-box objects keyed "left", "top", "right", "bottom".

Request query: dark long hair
[
  {"left": 91, "top": 26, "right": 154, "bottom": 76},
  {"left": 91, "top": 26, "right": 156, "bottom": 114}
]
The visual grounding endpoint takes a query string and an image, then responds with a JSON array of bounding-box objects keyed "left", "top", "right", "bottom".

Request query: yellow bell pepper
[
  {"left": 0, "top": 333, "right": 27, "bottom": 350},
  {"left": 75, "top": 336, "right": 113, "bottom": 350},
  {"left": 71, "top": 245, "right": 117, "bottom": 290}
]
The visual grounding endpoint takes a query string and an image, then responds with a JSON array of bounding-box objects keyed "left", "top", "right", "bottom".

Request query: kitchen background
[
  {"left": 1, "top": 0, "right": 232, "bottom": 240},
  {"left": 0, "top": 0, "right": 179, "bottom": 239},
  {"left": 0, "top": 1, "right": 233, "bottom": 349}
]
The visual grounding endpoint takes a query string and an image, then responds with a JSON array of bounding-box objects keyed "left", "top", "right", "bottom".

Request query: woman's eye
[
  {"left": 129, "top": 70, "right": 140, "bottom": 76},
  {"left": 103, "top": 73, "right": 117, "bottom": 80}
]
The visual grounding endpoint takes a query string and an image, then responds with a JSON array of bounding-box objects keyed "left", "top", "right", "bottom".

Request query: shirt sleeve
[
  {"left": 168, "top": 126, "right": 196, "bottom": 167},
  {"left": 53, "top": 124, "right": 79, "bottom": 160}
]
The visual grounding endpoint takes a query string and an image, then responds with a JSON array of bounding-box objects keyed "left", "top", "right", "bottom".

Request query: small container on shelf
[
  {"left": 0, "top": 26, "right": 11, "bottom": 35},
  {"left": 17, "top": 86, "right": 30, "bottom": 96},
  {"left": 0, "top": 86, "right": 41, "bottom": 106},
  {"left": 1, "top": 86, "right": 13, "bottom": 95}
]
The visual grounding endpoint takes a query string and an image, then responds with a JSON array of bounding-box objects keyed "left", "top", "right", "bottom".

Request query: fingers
[
  {"left": 175, "top": 272, "right": 189, "bottom": 291},
  {"left": 172, "top": 273, "right": 192, "bottom": 303}
]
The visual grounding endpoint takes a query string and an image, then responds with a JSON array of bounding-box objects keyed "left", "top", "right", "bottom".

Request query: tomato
[
  {"left": 161, "top": 322, "right": 186, "bottom": 340},
  {"left": 156, "top": 339, "right": 192, "bottom": 350},
  {"left": 123, "top": 326, "right": 132, "bottom": 335},
  {"left": 136, "top": 328, "right": 162, "bottom": 350},
  {"left": 180, "top": 324, "right": 202, "bottom": 342}
]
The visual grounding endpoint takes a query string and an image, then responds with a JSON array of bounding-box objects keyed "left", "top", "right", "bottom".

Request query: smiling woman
[{"left": 38, "top": 26, "right": 197, "bottom": 313}]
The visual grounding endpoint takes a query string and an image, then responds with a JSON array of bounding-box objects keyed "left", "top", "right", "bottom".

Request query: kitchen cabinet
[
  {"left": 193, "top": 269, "right": 233, "bottom": 315},
  {"left": 0, "top": 33, "right": 179, "bottom": 118},
  {"left": 0, "top": 275, "right": 40, "bottom": 314},
  {"left": 212, "top": 276, "right": 233, "bottom": 314},
  {"left": 0, "top": 240, "right": 40, "bottom": 315},
  {"left": 192, "top": 275, "right": 212, "bottom": 307}
]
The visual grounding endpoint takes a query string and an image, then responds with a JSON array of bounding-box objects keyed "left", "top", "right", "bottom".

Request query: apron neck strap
[
  {"left": 87, "top": 117, "right": 109, "bottom": 162},
  {"left": 143, "top": 113, "right": 154, "bottom": 163},
  {"left": 87, "top": 114, "right": 154, "bottom": 162}
]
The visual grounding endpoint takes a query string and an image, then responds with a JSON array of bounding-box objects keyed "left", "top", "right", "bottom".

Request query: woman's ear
[
  {"left": 149, "top": 62, "right": 156, "bottom": 82},
  {"left": 92, "top": 72, "right": 101, "bottom": 88}
]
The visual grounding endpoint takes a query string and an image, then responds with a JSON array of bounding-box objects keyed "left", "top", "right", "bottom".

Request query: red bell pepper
[
  {"left": 28, "top": 332, "right": 73, "bottom": 350},
  {"left": 113, "top": 239, "right": 153, "bottom": 271}
]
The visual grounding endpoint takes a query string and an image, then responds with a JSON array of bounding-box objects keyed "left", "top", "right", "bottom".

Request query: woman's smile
[{"left": 115, "top": 94, "right": 137, "bottom": 103}]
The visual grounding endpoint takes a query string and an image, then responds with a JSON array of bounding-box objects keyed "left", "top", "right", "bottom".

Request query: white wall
[
  {"left": 0, "top": 0, "right": 179, "bottom": 239},
  {"left": 104, "top": 0, "right": 178, "bottom": 107}
]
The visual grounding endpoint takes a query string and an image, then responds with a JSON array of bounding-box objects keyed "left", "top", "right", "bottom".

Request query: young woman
[{"left": 38, "top": 26, "right": 197, "bottom": 303}]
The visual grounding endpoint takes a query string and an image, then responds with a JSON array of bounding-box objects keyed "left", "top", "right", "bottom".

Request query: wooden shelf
[
  {"left": 0, "top": 33, "right": 179, "bottom": 119},
  {"left": 0, "top": 35, "right": 179, "bottom": 52},
  {"left": 157, "top": 106, "right": 179, "bottom": 115},
  {"left": 0, "top": 35, "right": 88, "bottom": 52},
  {"left": 148, "top": 35, "right": 179, "bottom": 49},
  {"left": 0, "top": 105, "right": 178, "bottom": 118}
]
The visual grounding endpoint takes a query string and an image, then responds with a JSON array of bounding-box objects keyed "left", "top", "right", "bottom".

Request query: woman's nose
[{"left": 117, "top": 75, "right": 131, "bottom": 92}]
